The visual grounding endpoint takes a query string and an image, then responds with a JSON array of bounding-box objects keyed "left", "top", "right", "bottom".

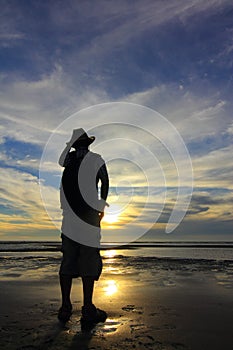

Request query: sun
[
  {"left": 102, "top": 249, "right": 117, "bottom": 258},
  {"left": 103, "top": 212, "right": 119, "bottom": 224},
  {"left": 102, "top": 204, "right": 122, "bottom": 224}
]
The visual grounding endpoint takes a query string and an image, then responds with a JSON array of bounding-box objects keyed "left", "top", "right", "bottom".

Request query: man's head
[{"left": 71, "top": 128, "right": 95, "bottom": 149}]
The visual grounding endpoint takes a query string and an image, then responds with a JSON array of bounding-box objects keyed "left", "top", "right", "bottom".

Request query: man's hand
[{"left": 98, "top": 199, "right": 109, "bottom": 212}]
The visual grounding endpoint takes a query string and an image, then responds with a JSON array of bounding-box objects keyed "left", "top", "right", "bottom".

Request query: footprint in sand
[
  {"left": 96, "top": 319, "right": 122, "bottom": 334},
  {"left": 67, "top": 318, "right": 123, "bottom": 335},
  {"left": 122, "top": 305, "right": 143, "bottom": 314},
  {"left": 130, "top": 323, "right": 146, "bottom": 332}
]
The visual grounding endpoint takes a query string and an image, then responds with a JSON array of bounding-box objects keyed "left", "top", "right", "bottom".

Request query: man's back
[
  {"left": 61, "top": 150, "right": 97, "bottom": 224},
  {"left": 60, "top": 149, "right": 108, "bottom": 226}
]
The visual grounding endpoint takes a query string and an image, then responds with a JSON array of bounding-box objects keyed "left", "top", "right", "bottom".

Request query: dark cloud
[
  {"left": 191, "top": 193, "right": 233, "bottom": 206},
  {"left": 186, "top": 205, "right": 209, "bottom": 215},
  {"left": 191, "top": 194, "right": 222, "bottom": 205},
  {"left": 185, "top": 192, "right": 233, "bottom": 216}
]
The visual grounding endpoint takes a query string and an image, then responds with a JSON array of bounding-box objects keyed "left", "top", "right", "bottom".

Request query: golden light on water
[{"left": 104, "top": 280, "right": 118, "bottom": 296}]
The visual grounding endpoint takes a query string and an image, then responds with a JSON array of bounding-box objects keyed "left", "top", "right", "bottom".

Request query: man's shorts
[{"left": 59, "top": 233, "right": 102, "bottom": 280}]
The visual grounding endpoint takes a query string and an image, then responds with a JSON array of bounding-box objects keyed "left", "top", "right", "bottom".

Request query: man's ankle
[{"left": 62, "top": 302, "right": 72, "bottom": 310}]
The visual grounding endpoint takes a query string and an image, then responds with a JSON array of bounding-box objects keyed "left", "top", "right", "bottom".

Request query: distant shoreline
[{"left": 0, "top": 240, "right": 233, "bottom": 252}]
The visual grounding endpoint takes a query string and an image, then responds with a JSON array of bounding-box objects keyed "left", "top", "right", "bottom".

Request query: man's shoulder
[
  {"left": 88, "top": 152, "right": 106, "bottom": 168},
  {"left": 88, "top": 151, "right": 103, "bottom": 160}
]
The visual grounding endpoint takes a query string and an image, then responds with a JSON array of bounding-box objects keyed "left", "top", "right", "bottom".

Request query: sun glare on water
[{"left": 103, "top": 249, "right": 117, "bottom": 258}]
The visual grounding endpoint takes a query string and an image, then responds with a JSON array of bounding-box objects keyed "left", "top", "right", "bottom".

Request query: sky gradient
[{"left": 0, "top": 0, "right": 232, "bottom": 241}]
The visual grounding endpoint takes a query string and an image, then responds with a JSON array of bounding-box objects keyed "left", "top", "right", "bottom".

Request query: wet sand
[{"left": 0, "top": 261, "right": 233, "bottom": 350}]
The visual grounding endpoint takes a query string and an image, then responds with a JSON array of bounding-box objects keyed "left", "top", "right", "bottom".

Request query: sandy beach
[{"left": 1, "top": 251, "right": 233, "bottom": 350}]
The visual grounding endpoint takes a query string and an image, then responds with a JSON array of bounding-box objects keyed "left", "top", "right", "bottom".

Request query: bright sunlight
[{"left": 102, "top": 204, "right": 122, "bottom": 224}]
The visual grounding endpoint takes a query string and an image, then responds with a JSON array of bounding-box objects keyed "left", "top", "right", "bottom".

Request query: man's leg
[
  {"left": 82, "top": 276, "right": 95, "bottom": 306},
  {"left": 81, "top": 276, "right": 107, "bottom": 325},
  {"left": 59, "top": 275, "right": 73, "bottom": 310},
  {"left": 58, "top": 275, "right": 73, "bottom": 322},
  {"left": 80, "top": 246, "right": 107, "bottom": 326}
]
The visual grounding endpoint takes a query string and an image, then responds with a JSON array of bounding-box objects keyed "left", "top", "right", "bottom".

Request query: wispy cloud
[
  {"left": 0, "top": 167, "right": 60, "bottom": 238},
  {"left": 0, "top": 65, "right": 109, "bottom": 145},
  {"left": 0, "top": 33, "right": 25, "bottom": 40},
  {"left": 192, "top": 145, "right": 233, "bottom": 188}
]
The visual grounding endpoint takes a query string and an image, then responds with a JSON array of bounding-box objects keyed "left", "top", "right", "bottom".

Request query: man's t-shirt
[{"left": 60, "top": 149, "right": 108, "bottom": 227}]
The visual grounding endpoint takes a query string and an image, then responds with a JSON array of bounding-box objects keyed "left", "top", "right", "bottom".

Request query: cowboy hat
[{"left": 70, "top": 128, "right": 95, "bottom": 148}]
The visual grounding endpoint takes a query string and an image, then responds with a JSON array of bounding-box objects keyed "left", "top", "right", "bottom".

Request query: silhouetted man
[{"left": 58, "top": 128, "right": 109, "bottom": 328}]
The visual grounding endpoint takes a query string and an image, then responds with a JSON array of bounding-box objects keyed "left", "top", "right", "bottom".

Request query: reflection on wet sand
[
  {"left": 102, "top": 249, "right": 124, "bottom": 275},
  {"left": 100, "top": 251, "right": 119, "bottom": 297},
  {"left": 104, "top": 280, "right": 118, "bottom": 296}
]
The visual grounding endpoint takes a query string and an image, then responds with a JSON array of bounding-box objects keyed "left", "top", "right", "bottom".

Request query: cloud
[
  {"left": 48, "top": 0, "right": 232, "bottom": 50},
  {"left": 0, "top": 152, "right": 40, "bottom": 172},
  {"left": 191, "top": 193, "right": 233, "bottom": 206},
  {"left": 0, "top": 0, "right": 232, "bottom": 149},
  {"left": 226, "top": 122, "right": 233, "bottom": 135},
  {"left": 0, "top": 65, "right": 110, "bottom": 146},
  {"left": 0, "top": 33, "right": 25, "bottom": 41},
  {"left": 1, "top": 0, "right": 228, "bottom": 91},
  {"left": 43, "top": 0, "right": 232, "bottom": 88},
  {"left": 125, "top": 84, "right": 231, "bottom": 142},
  {"left": 185, "top": 189, "right": 233, "bottom": 221},
  {"left": 192, "top": 145, "right": 233, "bottom": 188},
  {"left": 186, "top": 205, "right": 209, "bottom": 215},
  {"left": 1, "top": 0, "right": 232, "bottom": 87},
  {"left": 0, "top": 167, "right": 60, "bottom": 237}
]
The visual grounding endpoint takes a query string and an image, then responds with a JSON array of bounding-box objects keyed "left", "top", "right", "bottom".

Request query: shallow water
[{"left": 0, "top": 242, "right": 233, "bottom": 283}]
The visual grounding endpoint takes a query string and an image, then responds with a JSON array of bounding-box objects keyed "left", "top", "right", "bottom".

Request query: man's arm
[
  {"left": 97, "top": 163, "right": 109, "bottom": 215},
  {"left": 58, "top": 143, "right": 71, "bottom": 167},
  {"left": 99, "top": 163, "right": 109, "bottom": 201},
  {"left": 59, "top": 131, "right": 78, "bottom": 167}
]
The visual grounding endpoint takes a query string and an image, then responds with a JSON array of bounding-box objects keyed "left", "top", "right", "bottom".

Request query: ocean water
[
  {"left": 0, "top": 241, "right": 233, "bottom": 259},
  {"left": 0, "top": 241, "right": 233, "bottom": 281}
]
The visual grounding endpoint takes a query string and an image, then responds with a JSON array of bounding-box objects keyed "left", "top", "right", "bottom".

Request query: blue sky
[{"left": 0, "top": 0, "right": 232, "bottom": 241}]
